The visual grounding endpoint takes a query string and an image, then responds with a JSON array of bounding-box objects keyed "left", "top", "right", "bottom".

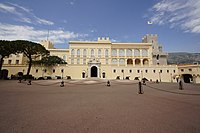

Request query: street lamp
[
  {"left": 122, "top": 69, "right": 124, "bottom": 80},
  {"left": 159, "top": 71, "right": 161, "bottom": 82},
  {"left": 61, "top": 69, "right": 64, "bottom": 79}
]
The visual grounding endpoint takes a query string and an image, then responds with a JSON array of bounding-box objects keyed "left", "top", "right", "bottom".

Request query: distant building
[{"left": 2, "top": 34, "right": 200, "bottom": 83}]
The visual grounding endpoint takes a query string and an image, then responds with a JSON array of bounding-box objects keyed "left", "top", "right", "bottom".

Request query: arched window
[
  {"left": 119, "top": 49, "right": 125, "bottom": 56},
  {"left": 91, "top": 49, "right": 94, "bottom": 57},
  {"left": 98, "top": 49, "right": 101, "bottom": 57},
  {"left": 63, "top": 55, "right": 67, "bottom": 61},
  {"left": 134, "top": 49, "right": 140, "bottom": 57},
  {"left": 126, "top": 49, "right": 132, "bottom": 56},
  {"left": 127, "top": 59, "right": 133, "bottom": 65},
  {"left": 119, "top": 58, "right": 125, "bottom": 65},
  {"left": 143, "top": 59, "right": 149, "bottom": 66},
  {"left": 83, "top": 49, "right": 87, "bottom": 57},
  {"left": 112, "top": 59, "right": 117, "bottom": 64},
  {"left": 71, "top": 49, "right": 75, "bottom": 57},
  {"left": 77, "top": 49, "right": 80, "bottom": 57},
  {"left": 135, "top": 59, "right": 141, "bottom": 65},
  {"left": 105, "top": 49, "right": 109, "bottom": 57},
  {"left": 112, "top": 49, "right": 117, "bottom": 56},
  {"left": 142, "top": 49, "right": 148, "bottom": 57}
]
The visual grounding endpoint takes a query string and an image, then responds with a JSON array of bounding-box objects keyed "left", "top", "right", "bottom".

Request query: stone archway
[
  {"left": 182, "top": 74, "right": 193, "bottom": 83},
  {"left": 91, "top": 66, "right": 98, "bottom": 77}
]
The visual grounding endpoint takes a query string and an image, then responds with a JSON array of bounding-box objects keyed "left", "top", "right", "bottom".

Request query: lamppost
[
  {"left": 61, "top": 69, "right": 64, "bottom": 79},
  {"left": 159, "top": 71, "right": 161, "bottom": 82},
  {"left": 122, "top": 69, "right": 124, "bottom": 80}
]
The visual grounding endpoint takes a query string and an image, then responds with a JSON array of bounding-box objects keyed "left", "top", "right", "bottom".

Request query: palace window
[
  {"left": 71, "top": 49, "right": 75, "bottom": 57},
  {"left": 8, "top": 60, "right": 12, "bottom": 64},
  {"left": 135, "top": 59, "right": 141, "bottom": 65},
  {"left": 53, "top": 69, "right": 55, "bottom": 73},
  {"left": 77, "top": 49, "right": 80, "bottom": 57},
  {"left": 36, "top": 69, "right": 38, "bottom": 73},
  {"left": 112, "top": 49, "right": 117, "bottom": 56},
  {"left": 134, "top": 49, "right": 140, "bottom": 56},
  {"left": 105, "top": 49, "right": 109, "bottom": 57},
  {"left": 126, "top": 49, "right": 132, "bottom": 56},
  {"left": 119, "top": 49, "right": 125, "bottom": 56},
  {"left": 98, "top": 49, "right": 101, "bottom": 57},
  {"left": 113, "top": 69, "right": 116, "bottom": 73},
  {"left": 91, "top": 49, "right": 95, "bottom": 57},
  {"left": 119, "top": 58, "right": 125, "bottom": 65},
  {"left": 112, "top": 59, "right": 118, "bottom": 64},
  {"left": 83, "top": 49, "right": 87, "bottom": 57},
  {"left": 142, "top": 49, "right": 148, "bottom": 57},
  {"left": 16, "top": 60, "right": 19, "bottom": 64},
  {"left": 63, "top": 55, "right": 67, "bottom": 61},
  {"left": 143, "top": 59, "right": 149, "bottom": 66},
  {"left": 127, "top": 59, "right": 133, "bottom": 65}
]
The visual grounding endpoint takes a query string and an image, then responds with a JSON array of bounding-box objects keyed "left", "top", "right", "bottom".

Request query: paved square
[{"left": 0, "top": 80, "right": 200, "bottom": 133}]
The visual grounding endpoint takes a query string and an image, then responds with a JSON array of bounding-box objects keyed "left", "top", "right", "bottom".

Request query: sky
[{"left": 0, "top": 0, "right": 200, "bottom": 52}]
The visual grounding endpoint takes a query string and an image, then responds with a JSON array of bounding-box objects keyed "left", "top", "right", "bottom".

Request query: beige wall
[{"left": 4, "top": 36, "right": 199, "bottom": 83}]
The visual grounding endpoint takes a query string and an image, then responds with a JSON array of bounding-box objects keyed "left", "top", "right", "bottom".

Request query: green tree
[
  {"left": 13, "top": 40, "right": 49, "bottom": 77},
  {"left": 0, "top": 40, "right": 18, "bottom": 78},
  {"left": 33, "top": 56, "right": 67, "bottom": 66}
]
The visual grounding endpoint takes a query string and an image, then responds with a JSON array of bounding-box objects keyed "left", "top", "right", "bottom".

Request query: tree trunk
[
  {"left": 0, "top": 57, "right": 3, "bottom": 79},
  {"left": 27, "top": 58, "right": 32, "bottom": 78}
]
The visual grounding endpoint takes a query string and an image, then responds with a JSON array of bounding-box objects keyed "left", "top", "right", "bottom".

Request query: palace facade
[{"left": 2, "top": 34, "right": 200, "bottom": 83}]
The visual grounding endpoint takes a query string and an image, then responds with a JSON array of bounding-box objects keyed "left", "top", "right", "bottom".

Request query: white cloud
[
  {"left": 147, "top": 0, "right": 200, "bottom": 33},
  {"left": 0, "top": 3, "right": 15, "bottom": 13},
  {"left": 0, "top": 2, "right": 54, "bottom": 25},
  {"left": 0, "top": 23, "right": 88, "bottom": 44}
]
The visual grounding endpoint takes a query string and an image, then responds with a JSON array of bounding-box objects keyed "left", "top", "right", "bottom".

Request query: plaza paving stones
[{"left": 0, "top": 80, "right": 200, "bottom": 133}]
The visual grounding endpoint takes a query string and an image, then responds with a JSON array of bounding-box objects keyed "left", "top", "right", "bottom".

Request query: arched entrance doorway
[
  {"left": 82, "top": 72, "right": 85, "bottom": 78},
  {"left": 102, "top": 72, "right": 105, "bottom": 78},
  {"left": 91, "top": 66, "right": 98, "bottom": 77},
  {"left": 182, "top": 74, "right": 193, "bottom": 83}
]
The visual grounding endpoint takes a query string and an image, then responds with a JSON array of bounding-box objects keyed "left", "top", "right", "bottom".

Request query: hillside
[{"left": 167, "top": 53, "right": 200, "bottom": 64}]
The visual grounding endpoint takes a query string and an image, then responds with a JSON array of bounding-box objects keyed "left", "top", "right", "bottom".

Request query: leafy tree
[
  {"left": 0, "top": 40, "right": 18, "bottom": 78},
  {"left": 13, "top": 40, "right": 49, "bottom": 76},
  {"left": 33, "top": 56, "right": 67, "bottom": 66}
]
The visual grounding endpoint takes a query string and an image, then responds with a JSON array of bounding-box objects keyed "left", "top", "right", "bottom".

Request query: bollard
[
  {"left": 142, "top": 79, "right": 146, "bottom": 85},
  {"left": 179, "top": 80, "right": 183, "bottom": 90},
  {"left": 107, "top": 80, "right": 110, "bottom": 87},
  {"left": 60, "top": 81, "right": 64, "bottom": 87},
  {"left": 138, "top": 81, "right": 143, "bottom": 94},
  {"left": 27, "top": 80, "right": 31, "bottom": 85}
]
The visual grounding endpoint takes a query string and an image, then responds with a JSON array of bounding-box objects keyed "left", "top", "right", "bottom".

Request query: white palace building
[{"left": 2, "top": 34, "right": 200, "bottom": 83}]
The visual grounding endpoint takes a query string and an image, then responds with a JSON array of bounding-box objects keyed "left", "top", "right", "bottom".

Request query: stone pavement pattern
[{"left": 0, "top": 80, "right": 200, "bottom": 133}]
